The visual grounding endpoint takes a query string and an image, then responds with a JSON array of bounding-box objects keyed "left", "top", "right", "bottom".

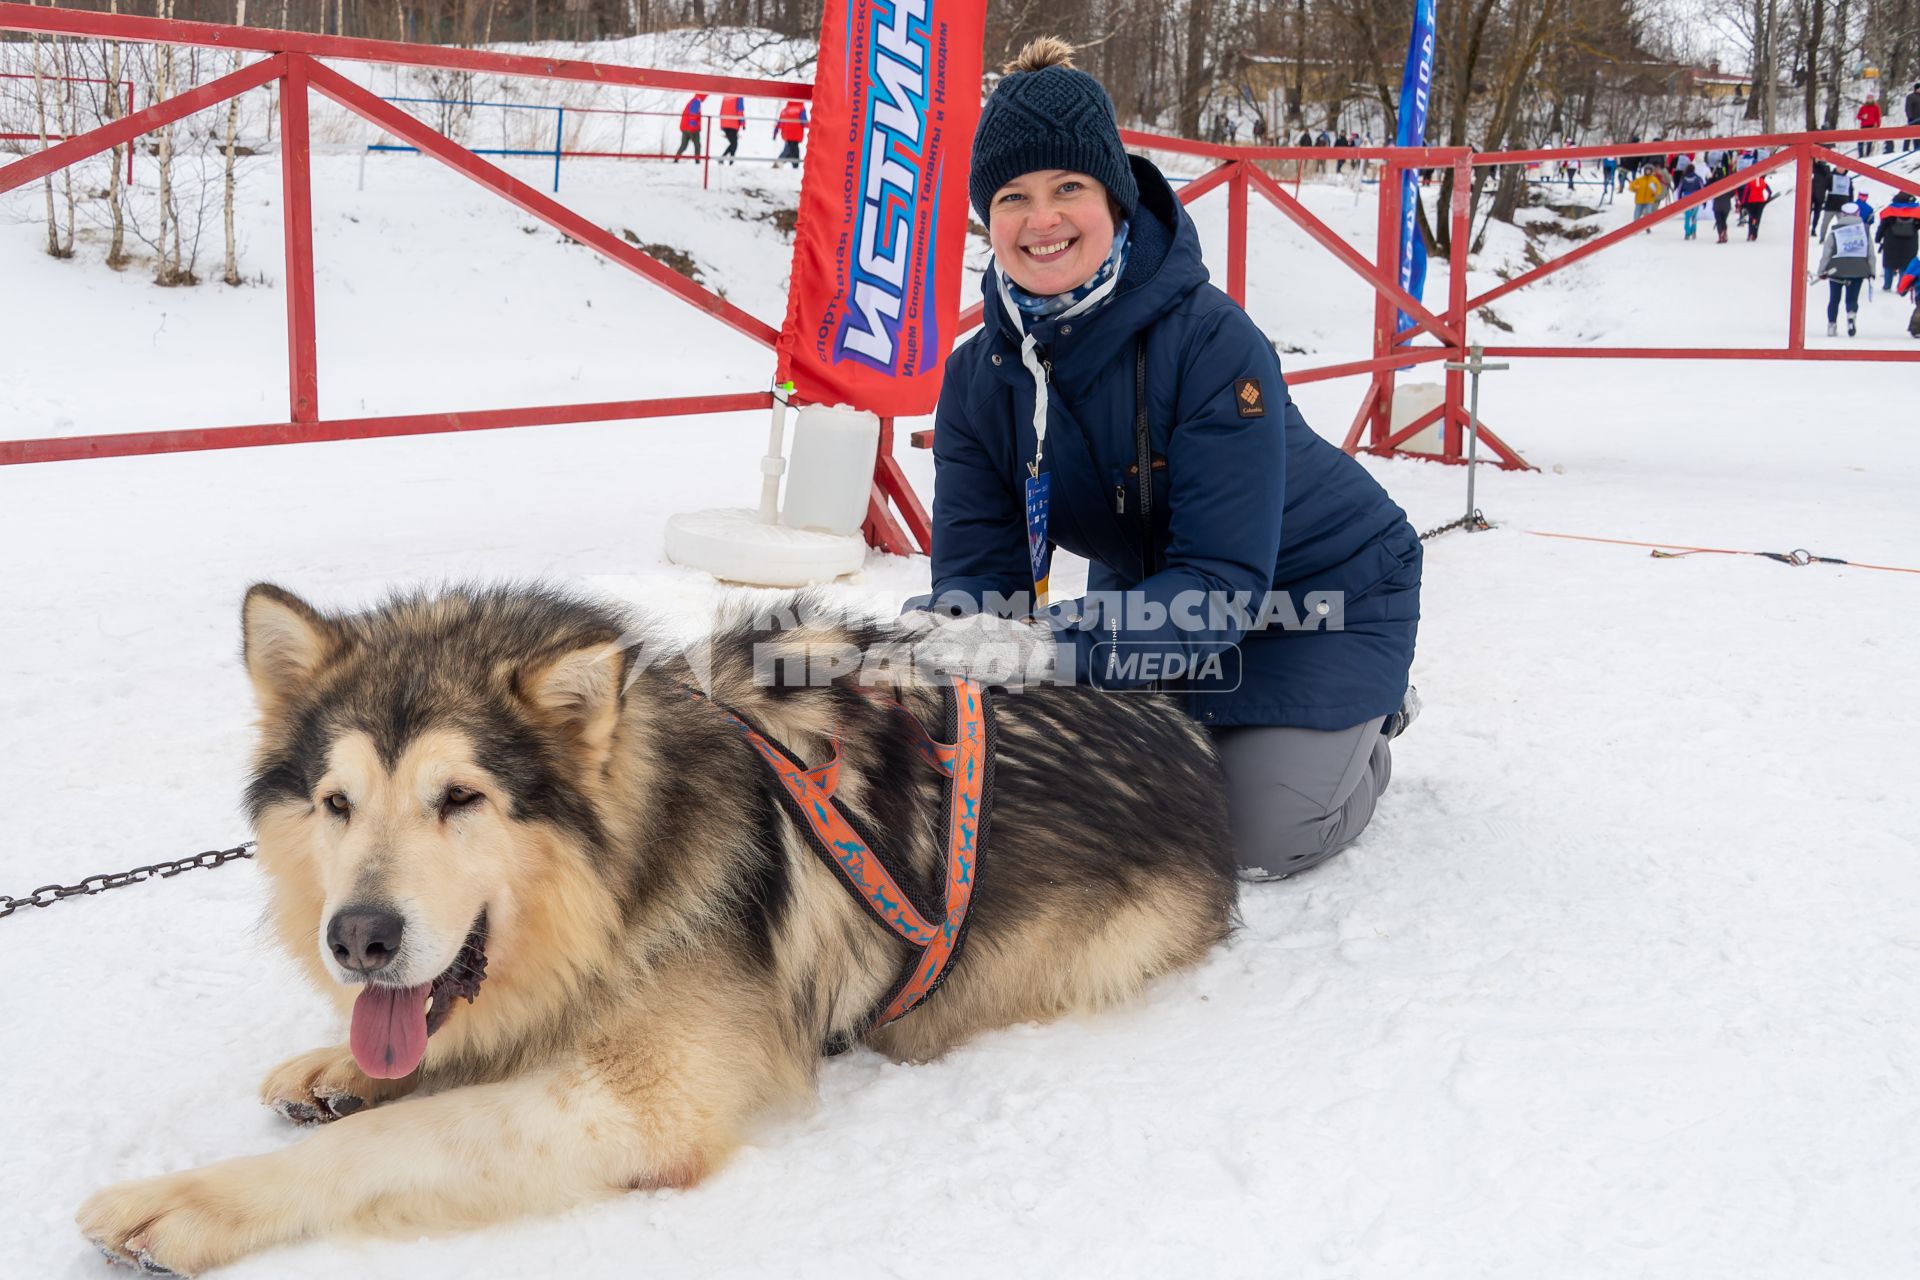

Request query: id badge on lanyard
[{"left": 1024, "top": 468, "right": 1052, "bottom": 607}]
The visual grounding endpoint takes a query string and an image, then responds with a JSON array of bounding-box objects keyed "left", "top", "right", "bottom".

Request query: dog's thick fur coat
[{"left": 78, "top": 585, "right": 1237, "bottom": 1274}]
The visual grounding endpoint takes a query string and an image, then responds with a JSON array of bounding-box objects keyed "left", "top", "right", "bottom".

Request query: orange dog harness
[{"left": 692, "top": 678, "right": 993, "bottom": 1045}]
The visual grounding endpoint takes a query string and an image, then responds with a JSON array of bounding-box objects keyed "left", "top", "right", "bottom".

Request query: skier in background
[
  {"left": 1711, "top": 181, "right": 1735, "bottom": 243},
  {"left": 1816, "top": 201, "right": 1877, "bottom": 337},
  {"left": 1875, "top": 192, "right": 1919, "bottom": 293},
  {"left": 1743, "top": 171, "right": 1777, "bottom": 241},
  {"left": 775, "top": 99, "right": 808, "bottom": 168},
  {"left": 718, "top": 94, "right": 745, "bottom": 165},
  {"left": 1675, "top": 163, "right": 1704, "bottom": 239},
  {"left": 674, "top": 93, "right": 706, "bottom": 162},
  {"left": 1855, "top": 96, "right": 1880, "bottom": 158}
]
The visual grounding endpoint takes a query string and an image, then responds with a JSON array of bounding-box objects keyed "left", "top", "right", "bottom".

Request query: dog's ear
[
  {"left": 515, "top": 635, "right": 630, "bottom": 764},
  {"left": 243, "top": 584, "right": 343, "bottom": 715}
]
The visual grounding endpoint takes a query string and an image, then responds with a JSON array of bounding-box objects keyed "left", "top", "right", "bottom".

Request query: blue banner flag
[{"left": 1394, "top": 0, "right": 1436, "bottom": 339}]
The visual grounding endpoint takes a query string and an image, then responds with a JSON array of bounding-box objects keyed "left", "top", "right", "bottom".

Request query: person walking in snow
[
  {"left": 1856, "top": 97, "right": 1881, "bottom": 158},
  {"left": 1816, "top": 201, "right": 1877, "bottom": 337},
  {"left": 1711, "top": 183, "right": 1735, "bottom": 243},
  {"left": 1818, "top": 165, "right": 1857, "bottom": 240},
  {"left": 775, "top": 100, "right": 807, "bottom": 168},
  {"left": 1898, "top": 257, "right": 1920, "bottom": 337},
  {"left": 1907, "top": 83, "right": 1920, "bottom": 153},
  {"left": 718, "top": 94, "right": 745, "bottom": 165},
  {"left": 1809, "top": 159, "right": 1832, "bottom": 237},
  {"left": 1675, "top": 163, "right": 1705, "bottom": 239},
  {"left": 1742, "top": 173, "right": 1776, "bottom": 240},
  {"left": 918, "top": 36, "right": 1422, "bottom": 882},
  {"left": 675, "top": 93, "right": 707, "bottom": 162},
  {"left": 1600, "top": 154, "right": 1618, "bottom": 204},
  {"left": 1629, "top": 165, "right": 1663, "bottom": 229},
  {"left": 1876, "top": 192, "right": 1920, "bottom": 292}
]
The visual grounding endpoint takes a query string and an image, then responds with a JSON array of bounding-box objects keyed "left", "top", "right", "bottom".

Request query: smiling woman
[{"left": 913, "top": 36, "right": 1426, "bottom": 883}]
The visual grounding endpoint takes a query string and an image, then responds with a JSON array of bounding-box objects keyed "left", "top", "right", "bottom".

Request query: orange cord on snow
[{"left": 1524, "top": 531, "right": 1920, "bottom": 575}]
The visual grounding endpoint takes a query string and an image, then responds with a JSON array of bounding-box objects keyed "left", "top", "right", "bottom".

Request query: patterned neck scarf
[{"left": 1003, "top": 219, "right": 1131, "bottom": 330}]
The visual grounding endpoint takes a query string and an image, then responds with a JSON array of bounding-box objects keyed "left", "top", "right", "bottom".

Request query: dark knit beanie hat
[{"left": 969, "top": 37, "right": 1138, "bottom": 223}]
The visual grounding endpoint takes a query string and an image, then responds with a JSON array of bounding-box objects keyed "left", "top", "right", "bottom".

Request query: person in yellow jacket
[{"left": 1629, "top": 165, "right": 1663, "bottom": 231}]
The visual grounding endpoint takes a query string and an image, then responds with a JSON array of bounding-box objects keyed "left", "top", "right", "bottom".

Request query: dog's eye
[
  {"left": 441, "top": 786, "right": 483, "bottom": 816},
  {"left": 323, "top": 793, "right": 351, "bottom": 819}
]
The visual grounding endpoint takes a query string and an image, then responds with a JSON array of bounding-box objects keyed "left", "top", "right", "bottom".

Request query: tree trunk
[
  {"left": 1821, "top": 0, "right": 1850, "bottom": 130},
  {"left": 1179, "top": 0, "right": 1212, "bottom": 139},
  {"left": 155, "top": 0, "right": 179, "bottom": 284},
  {"left": 1763, "top": 0, "right": 1780, "bottom": 131},
  {"left": 223, "top": 0, "right": 248, "bottom": 285},
  {"left": 107, "top": 1, "right": 128, "bottom": 269},
  {"left": 1804, "top": 0, "right": 1825, "bottom": 130},
  {"left": 30, "top": 7, "right": 65, "bottom": 259},
  {"left": 59, "top": 35, "right": 77, "bottom": 255},
  {"left": 1291, "top": 0, "right": 1305, "bottom": 122}
]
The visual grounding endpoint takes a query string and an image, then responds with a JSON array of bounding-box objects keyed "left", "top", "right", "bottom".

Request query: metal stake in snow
[{"left": 1442, "top": 343, "right": 1508, "bottom": 529}]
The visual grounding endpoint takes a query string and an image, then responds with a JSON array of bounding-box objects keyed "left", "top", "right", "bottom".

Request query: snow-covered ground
[{"left": 4, "top": 65, "right": 1919, "bottom": 1279}]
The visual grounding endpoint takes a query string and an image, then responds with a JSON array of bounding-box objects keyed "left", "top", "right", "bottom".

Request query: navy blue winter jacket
[{"left": 923, "top": 155, "right": 1420, "bottom": 731}]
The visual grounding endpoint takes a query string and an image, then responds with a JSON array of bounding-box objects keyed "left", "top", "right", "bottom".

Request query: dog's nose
[{"left": 327, "top": 907, "right": 405, "bottom": 974}]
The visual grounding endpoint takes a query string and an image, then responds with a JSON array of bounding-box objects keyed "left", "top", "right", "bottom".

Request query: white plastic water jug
[
  {"left": 1390, "top": 381, "right": 1446, "bottom": 455},
  {"left": 781, "top": 404, "right": 880, "bottom": 537}
]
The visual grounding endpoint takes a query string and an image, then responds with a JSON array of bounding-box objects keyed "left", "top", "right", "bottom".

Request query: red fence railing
[
  {"left": 928, "top": 123, "right": 1920, "bottom": 471},
  {"left": 0, "top": 72, "right": 136, "bottom": 183}
]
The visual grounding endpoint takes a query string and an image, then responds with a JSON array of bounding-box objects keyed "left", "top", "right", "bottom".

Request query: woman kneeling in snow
[{"left": 910, "top": 38, "right": 1422, "bottom": 881}]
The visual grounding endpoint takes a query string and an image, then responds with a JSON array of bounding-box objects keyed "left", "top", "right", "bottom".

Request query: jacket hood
[{"left": 979, "top": 154, "right": 1206, "bottom": 372}]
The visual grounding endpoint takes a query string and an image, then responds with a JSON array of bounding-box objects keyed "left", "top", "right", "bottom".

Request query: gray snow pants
[{"left": 1209, "top": 717, "right": 1392, "bottom": 879}]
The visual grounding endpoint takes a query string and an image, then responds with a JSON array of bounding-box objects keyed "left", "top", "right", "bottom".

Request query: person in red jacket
[
  {"left": 675, "top": 93, "right": 707, "bottom": 162},
  {"left": 1856, "top": 97, "right": 1882, "bottom": 158},
  {"left": 1742, "top": 173, "right": 1775, "bottom": 241},
  {"left": 776, "top": 100, "right": 808, "bottom": 168},
  {"left": 718, "top": 94, "right": 745, "bottom": 165}
]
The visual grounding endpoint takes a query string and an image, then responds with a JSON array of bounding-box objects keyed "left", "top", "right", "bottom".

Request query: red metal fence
[
  {"left": 925, "top": 123, "right": 1920, "bottom": 470},
  {"left": 4, "top": 2, "right": 1919, "bottom": 553},
  {"left": 0, "top": 72, "right": 135, "bottom": 182}
]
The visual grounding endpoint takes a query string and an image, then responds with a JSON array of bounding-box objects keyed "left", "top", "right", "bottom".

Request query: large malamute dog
[{"left": 79, "top": 584, "right": 1236, "bottom": 1275}]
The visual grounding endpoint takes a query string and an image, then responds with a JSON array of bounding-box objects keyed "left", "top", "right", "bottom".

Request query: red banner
[{"left": 776, "top": 0, "right": 985, "bottom": 417}]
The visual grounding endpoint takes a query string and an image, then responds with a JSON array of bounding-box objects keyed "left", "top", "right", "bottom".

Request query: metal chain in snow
[
  {"left": 1419, "top": 509, "right": 1491, "bottom": 542},
  {"left": 0, "top": 841, "right": 255, "bottom": 922}
]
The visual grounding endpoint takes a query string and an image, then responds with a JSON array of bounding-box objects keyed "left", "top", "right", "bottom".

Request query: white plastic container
[
  {"left": 1390, "top": 381, "right": 1446, "bottom": 456},
  {"left": 781, "top": 404, "right": 880, "bottom": 536}
]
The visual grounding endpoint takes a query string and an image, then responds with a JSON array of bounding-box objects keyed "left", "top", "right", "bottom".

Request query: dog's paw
[
  {"left": 78, "top": 1172, "right": 235, "bottom": 1277},
  {"left": 259, "top": 1045, "right": 392, "bottom": 1125}
]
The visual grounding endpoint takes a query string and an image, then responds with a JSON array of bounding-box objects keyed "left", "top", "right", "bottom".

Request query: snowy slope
[{"left": 5, "top": 76, "right": 1920, "bottom": 1280}]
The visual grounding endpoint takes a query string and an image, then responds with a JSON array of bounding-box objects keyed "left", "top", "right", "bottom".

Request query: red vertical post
[
  {"left": 1227, "top": 160, "right": 1248, "bottom": 306},
  {"left": 280, "top": 55, "right": 318, "bottom": 424},
  {"left": 1369, "top": 159, "right": 1399, "bottom": 451},
  {"left": 1443, "top": 157, "right": 1472, "bottom": 461},
  {"left": 1788, "top": 144, "right": 1810, "bottom": 352}
]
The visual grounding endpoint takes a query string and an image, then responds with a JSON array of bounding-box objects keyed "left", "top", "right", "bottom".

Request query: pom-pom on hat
[{"left": 968, "top": 37, "right": 1139, "bottom": 223}]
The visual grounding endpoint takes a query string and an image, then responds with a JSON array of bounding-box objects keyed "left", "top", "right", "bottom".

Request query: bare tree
[
  {"left": 222, "top": 0, "right": 248, "bottom": 285},
  {"left": 1821, "top": 0, "right": 1852, "bottom": 129},
  {"left": 29, "top": 1, "right": 76, "bottom": 258},
  {"left": 107, "top": 0, "right": 130, "bottom": 269}
]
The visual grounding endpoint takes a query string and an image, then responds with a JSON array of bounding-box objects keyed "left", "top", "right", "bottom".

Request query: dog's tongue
[{"left": 350, "top": 983, "right": 431, "bottom": 1079}]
